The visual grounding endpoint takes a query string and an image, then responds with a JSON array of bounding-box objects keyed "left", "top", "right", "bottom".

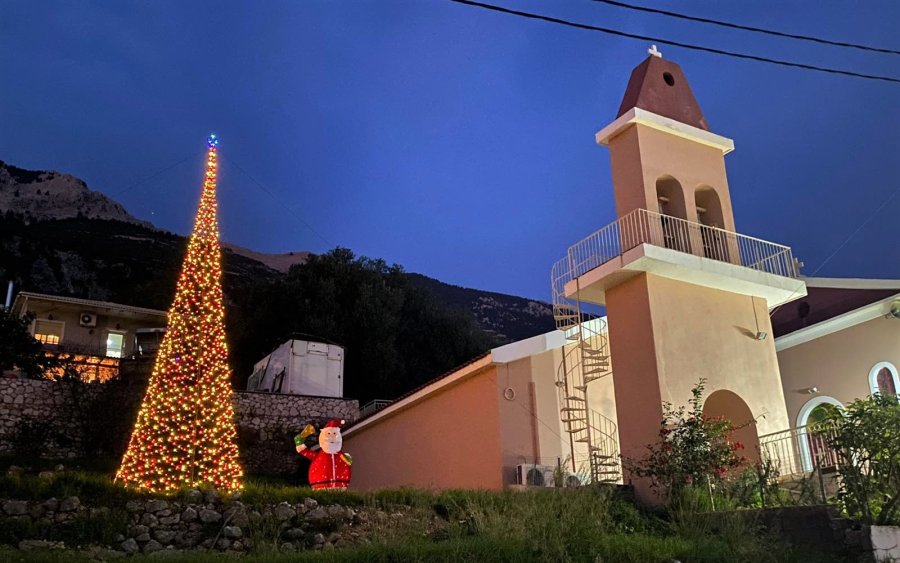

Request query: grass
[{"left": 0, "top": 465, "right": 852, "bottom": 562}]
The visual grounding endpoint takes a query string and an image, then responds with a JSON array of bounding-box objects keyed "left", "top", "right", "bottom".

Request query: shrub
[
  {"left": 10, "top": 417, "right": 57, "bottom": 460},
  {"left": 823, "top": 393, "right": 900, "bottom": 525},
  {"left": 626, "top": 379, "right": 748, "bottom": 503}
]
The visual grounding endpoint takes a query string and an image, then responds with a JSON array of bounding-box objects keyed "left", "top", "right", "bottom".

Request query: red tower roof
[{"left": 617, "top": 55, "right": 709, "bottom": 131}]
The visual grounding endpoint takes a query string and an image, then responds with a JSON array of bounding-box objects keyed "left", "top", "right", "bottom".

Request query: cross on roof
[{"left": 648, "top": 44, "right": 662, "bottom": 58}]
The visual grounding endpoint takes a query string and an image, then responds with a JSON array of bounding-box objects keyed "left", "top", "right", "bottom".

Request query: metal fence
[
  {"left": 563, "top": 208, "right": 799, "bottom": 281},
  {"left": 758, "top": 424, "right": 840, "bottom": 478}
]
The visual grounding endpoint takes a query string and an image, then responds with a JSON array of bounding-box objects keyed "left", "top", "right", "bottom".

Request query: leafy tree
[
  {"left": 824, "top": 393, "right": 900, "bottom": 525},
  {"left": 228, "top": 248, "right": 497, "bottom": 403},
  {"left": 626, "top": 379, "right": 748, "bottom": 503},
  {"left": 0, "top": 308, "right": 56, "bottom": 377}
]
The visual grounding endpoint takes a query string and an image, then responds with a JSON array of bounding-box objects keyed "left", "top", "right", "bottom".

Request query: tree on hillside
[
  {"left": 228, "top": 248, "right": 498, "bottom": 403},
  {"left": 0, "top": 308, "right": 56, "bottom": 378}
]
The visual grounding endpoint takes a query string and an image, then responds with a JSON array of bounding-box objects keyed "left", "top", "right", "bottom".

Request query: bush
[
  {"left": 823, "top": 393, "right": 900, "bottom": 525},
  {"left": 626, "top": 379, "right": 749, "bottom": 504},
  {"left": 10, "top": 417, "right": 58, "bottom": 460}
]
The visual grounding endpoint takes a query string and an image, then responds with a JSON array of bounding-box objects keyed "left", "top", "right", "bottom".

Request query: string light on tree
[{"left": 115, "top": 134, "right": 243, "bottom": 493}]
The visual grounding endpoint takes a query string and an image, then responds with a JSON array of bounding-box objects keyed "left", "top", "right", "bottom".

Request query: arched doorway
[
  {"left": 796, "top": 396, "right": 843, "bottom": 472},
  {"left": 656, "top": 176, "right": 690, "bottom": 252},
  {"left": 702, "top": 390, "right": 760, "bottom": 464}
]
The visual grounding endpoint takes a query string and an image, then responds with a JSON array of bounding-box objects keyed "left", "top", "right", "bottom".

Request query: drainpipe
[{"left": 3, "top": 281, "right": 12, "bottom": 310}]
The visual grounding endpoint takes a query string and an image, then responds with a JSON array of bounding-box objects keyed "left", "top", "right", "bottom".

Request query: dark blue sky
[{"left": 2, "top": 1, "right": 898, "bottom": 300}]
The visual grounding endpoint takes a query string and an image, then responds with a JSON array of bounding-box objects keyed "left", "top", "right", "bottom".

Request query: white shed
[{"left": 246, "top": 339, "right": 344, "bottom": 398}]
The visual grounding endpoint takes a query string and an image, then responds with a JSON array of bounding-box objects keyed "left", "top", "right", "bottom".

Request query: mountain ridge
[{"left": 0, "top": 158, "right": 554, "bottom": 348}]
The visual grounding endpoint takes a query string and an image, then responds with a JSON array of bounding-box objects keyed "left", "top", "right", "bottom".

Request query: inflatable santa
[{"left": 294, "top": 419, "right": 352, "bottom": 490}]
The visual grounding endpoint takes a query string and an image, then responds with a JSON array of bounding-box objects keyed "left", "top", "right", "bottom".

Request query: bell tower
[
  {"left": 551, "top": 50, "right": 806, "bottom": 503},
  {"left": 604, "top": 50, "right": 736, "bottom": 233}
]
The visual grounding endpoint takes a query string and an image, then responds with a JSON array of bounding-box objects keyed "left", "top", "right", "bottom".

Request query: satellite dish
[{"left": 887, "top": 300, "right": 900, "bottom": 320}]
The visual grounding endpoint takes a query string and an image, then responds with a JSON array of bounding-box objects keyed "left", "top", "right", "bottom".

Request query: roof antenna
[{"left": 648, "top": 44, "right": 662, "bottom": 58}]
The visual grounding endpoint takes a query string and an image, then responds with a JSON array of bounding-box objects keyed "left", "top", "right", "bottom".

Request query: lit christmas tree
[{"left": 116, "top": 134, "right": 243, "bottom": 493}]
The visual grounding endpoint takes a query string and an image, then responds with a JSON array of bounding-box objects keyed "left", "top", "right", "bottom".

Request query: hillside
[
  {"left": 0, "top": 160, "right": 151, "bottom": 227},
  {"left": 0, "top": 159, "right": 555, "bottom": 400},
  {"left": 407, "top": 274, "right": 553, "bottom": 342}
]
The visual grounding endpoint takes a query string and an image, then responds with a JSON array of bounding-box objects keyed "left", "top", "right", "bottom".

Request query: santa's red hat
[{"left": 323, "top": 419, "right": 345, "bottom": 429}]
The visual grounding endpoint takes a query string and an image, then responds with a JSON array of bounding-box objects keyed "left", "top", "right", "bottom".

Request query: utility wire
[
  {"left": 591, "top": 0, "right": 900, "bottom": 56},
  {"left": 448, "top": 0, "right": 900, "bottom": 84},
  {"left": 807, "top": 186, "right": 900, "bottom": 278},
  {"left": 220, "top": 154, "right": 334, "bottom": 248},
  {"left": 769, "top": 182, "right": 900, "bottom": 318},
  {"left": 109, "top": 151, "right": 204, "bottom": 197}
]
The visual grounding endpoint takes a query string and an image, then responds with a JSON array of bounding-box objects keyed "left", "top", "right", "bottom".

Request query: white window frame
[
  {"left": 105, "top": 330, "right": 127, "bottom": 358},
  {"left": 796, "top": 395, "right": 843, "bottom": 472},
  {"left": 868, "top": 361, "right": 899, "bottom": 396}
]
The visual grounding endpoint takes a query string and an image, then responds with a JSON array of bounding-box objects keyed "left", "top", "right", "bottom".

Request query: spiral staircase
[{"left": 552, "top": 259, "right": 621, "bottom": 484}]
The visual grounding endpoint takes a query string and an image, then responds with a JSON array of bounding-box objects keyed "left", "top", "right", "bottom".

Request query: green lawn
[{"left": 0, "top": 465, "right": 850, "bottom": 563}]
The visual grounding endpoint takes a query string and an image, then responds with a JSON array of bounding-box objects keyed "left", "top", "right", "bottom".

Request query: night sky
[{"left": 2, "top": 1, "right": 898, "bottom": 301}]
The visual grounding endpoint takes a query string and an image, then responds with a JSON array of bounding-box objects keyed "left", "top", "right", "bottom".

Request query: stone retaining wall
[
  {"left": 234, "top": 391, "right": 359, "bottom": 476},
  {"left": 0, "top": 378, "right": 358, "bottom": 475},
  {"left": 0, "top": 378, "right": 91, "bottom": 458},
  {"left": 1, "top": 488, "right": 369, "bottom": 555}
]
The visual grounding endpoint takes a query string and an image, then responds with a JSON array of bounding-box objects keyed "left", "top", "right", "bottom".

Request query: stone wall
[
  {"left": 0, "top": 378, "right": 91, "bottom": 459},
  {"left": 0, "top": 378, "right": 358, "bottom": 476},
  {"left": 0, "top": 486, "right": 368, "bottom": 555},
  {"left": 234, "top": 391, "right": 358, "bottom": 476}
]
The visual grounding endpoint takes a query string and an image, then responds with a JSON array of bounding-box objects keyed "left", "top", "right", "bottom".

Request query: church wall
[
  {"left": 342, "top": 362, "right": 504, "bottom": 491},
  {"left": 776, "top": 316, "right": 900, "bottom": 426},
  {"left": 644, "top": 273, "right": 790, "bottom": 438}
]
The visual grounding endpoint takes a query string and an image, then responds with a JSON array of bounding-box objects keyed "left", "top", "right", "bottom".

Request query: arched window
[
  {"left": 656, "top": 176, "right": 687, "bottom": 219},
  {"left": 869, "top": 362, "right": 899, "bottom": 396},
  {"left": 695, "top": 186, "right": 725, "bottom": 228},
  {"left": 655, "top": 176, "right": 690, "bottom": 252},
  {"left": 695, "top": 186, "right": 729, "bottom": 261}
]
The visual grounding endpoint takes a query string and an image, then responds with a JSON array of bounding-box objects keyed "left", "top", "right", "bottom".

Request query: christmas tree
[{"left": 116, "top": 135, "right": 243, "bottom": 493}]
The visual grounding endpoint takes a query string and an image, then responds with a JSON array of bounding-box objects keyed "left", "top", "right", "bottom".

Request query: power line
[
  {"left": 220, "top": 154, "right": 334, "bottom": 248},
  {"left": 591, "top": 0, "right": 900, "bottom": 56},
  {"left": 769, "top": 182, "right": 900, "bottom": 318},
  {"left": 110, "top": 151, "right": 204, "bottom": 197},
  {"left": 808, "top": 185, "right": 900, "bottom": 277},
  {"left": 448, "top": 0, "right": 900, "bottom": 84}
]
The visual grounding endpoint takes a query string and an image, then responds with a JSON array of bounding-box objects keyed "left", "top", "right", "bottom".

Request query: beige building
[
  {"left": 345, "top": 52, "right": 899, "bottom": 497},
  {"left": 773, "top": 278, "right": 900, "bottom": 436},
  {"left": 10, "top": 291, "right": 167, "bottom": 381},
  {"left": 344, "top": 320, "right": 619, "bottom": 491}
]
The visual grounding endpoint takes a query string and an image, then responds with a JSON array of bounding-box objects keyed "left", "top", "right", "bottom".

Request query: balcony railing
[
  {"left": 758, "top": 424, "right": 840, "bottom": 478},
  {"left": 562, "top": 208, "right": 799, "bottom": 282}
]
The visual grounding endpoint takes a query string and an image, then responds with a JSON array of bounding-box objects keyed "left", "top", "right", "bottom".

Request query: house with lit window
[{"left": 10, "top": 291, "right": 167, "bottom": 381}]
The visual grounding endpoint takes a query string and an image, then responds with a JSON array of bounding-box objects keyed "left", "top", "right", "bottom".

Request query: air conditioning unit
[
  {"left": 79, "top": 312, "right": 98, "bottom": 327},
  {"left": 515, "top": 464, "right": 556, "bottom": 487}
]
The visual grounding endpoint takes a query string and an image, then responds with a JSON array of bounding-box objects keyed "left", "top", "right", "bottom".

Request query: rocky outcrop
[{"left": 0, "top": 160, "right": 150, "bottom": 226}]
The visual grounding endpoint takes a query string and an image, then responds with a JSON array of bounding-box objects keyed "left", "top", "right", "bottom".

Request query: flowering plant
[{"left": 626, "top": 379, "right": 749, "bottom": 501}]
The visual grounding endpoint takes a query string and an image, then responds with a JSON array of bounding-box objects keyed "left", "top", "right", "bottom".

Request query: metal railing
[
  {"left": 359, "top": 399, "right": 393, "bottom": 418},
  {"left": 563, "top": 208, "right": 799, "bottom": 282},
  {"left": 758, "top": 424, "right": 840, "bottom": 478}
]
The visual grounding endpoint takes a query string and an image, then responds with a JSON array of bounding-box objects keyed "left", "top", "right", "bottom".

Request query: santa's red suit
[{"left": 296, "top": 419, "right": 352, "bottom": 490}]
